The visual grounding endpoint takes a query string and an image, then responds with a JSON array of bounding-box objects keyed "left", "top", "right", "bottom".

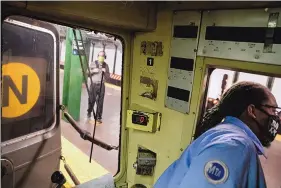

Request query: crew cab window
[
  {"left": 237, "top": 72, "right": 268, "bottom": 86},
  {"left": 207, "top": 69, "right": 235, "bottom": 100},
  {"left": 200, "top": 67, "right": 281, "bottom": 188},
  {"left": 271, "top": 78, "right": 281, "bottom": 107},
  {"left": 205, "top": 68, "right": 280, "bottom": 111}
]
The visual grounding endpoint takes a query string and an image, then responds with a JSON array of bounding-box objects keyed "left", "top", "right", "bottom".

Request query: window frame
[
  {"left": 194, "top": 58, "right": 281, "bottom": 138},
  {"left": 207, "top": 69, "right": 272, "bottom": 100},
  {"left": 1, "top": 17, "right": 59, "bottom": 146}
]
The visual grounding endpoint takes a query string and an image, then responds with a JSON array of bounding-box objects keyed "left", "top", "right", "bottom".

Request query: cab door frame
[{"left": 1, "top": 3, "right": 133, "bottom": 187}]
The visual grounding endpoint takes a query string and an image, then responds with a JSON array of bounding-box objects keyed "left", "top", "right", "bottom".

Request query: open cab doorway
[{"left": 1, "top": 15, "right": 127, "bottom": 188}]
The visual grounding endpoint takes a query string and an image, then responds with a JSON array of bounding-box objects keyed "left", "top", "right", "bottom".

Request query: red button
[{"left": 140, "top": 116, "right": 144, "bottom": 123}]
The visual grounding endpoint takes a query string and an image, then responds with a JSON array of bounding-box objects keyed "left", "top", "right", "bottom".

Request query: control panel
[
  {"left": 132, "top": 112, "right": 149, "bottom": 126},
  {"left": 126, "top": 110, "right": 161, "bottom": 133}
]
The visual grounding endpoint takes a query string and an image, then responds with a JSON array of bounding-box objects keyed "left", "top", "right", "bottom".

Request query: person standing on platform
[{"left": 87, "top": 51, "right": 110, "bottom": 124}]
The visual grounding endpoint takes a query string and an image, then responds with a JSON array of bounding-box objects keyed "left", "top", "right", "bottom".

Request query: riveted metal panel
[
  {"left": 171, "top": 39, "right": 197, "bottom": 59},
  {"left": 168, "top": 68, "right": 194, "bottom": 90},
  {"left": 165, "top": 11, "right": 201, "bottom": 114},
  {"left": 197, "top": 8, "right": 281, "bottom": 66}
]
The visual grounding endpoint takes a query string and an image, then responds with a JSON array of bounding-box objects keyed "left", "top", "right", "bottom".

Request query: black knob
[
  {"left": 51, "top": 171, "right": 66, "bottom": 185},
  {"left": 132, "top": 184, "right": 147, "bottom": 188}
]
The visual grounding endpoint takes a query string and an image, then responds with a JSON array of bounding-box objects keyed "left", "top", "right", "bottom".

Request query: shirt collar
[{"left": 222, "top": 116, "right": 266, "bottom": 158}]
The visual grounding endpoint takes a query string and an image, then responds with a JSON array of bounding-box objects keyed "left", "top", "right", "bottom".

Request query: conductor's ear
[{"left": 247, "top": 104, "right": 257, "bottom": 119}]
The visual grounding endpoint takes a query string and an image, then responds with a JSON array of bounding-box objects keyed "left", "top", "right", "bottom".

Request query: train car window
[
  {"left": 271, "top": 78, "right": 281, "bottom": 107},
  {"left": 207, "top": 69, "right": 235, "bottom": 100},
  {"left": 1, "top": 17, "right": 57, "bottom": 142},
  {"left": 204, "top": 68, "right": 280, "bottom": 112},
  {"left": 237, "top": 72, "right": 268, "bottom": 86}
]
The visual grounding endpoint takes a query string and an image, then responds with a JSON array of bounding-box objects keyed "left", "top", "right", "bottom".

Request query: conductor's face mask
[{"left": 255, "top": 105, "right": 281, "bottom": 146}]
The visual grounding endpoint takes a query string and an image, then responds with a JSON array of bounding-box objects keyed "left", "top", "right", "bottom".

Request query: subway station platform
[{"left": 59, "top": 69, "right": 120, "bottom": 185}]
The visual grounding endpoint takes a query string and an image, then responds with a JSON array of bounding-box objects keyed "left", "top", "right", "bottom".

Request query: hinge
[{"left": 263, "top": 12, "right": 279, "bottom": 53}]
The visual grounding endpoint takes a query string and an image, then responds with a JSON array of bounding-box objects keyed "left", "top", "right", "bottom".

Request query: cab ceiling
[
  {"left": 2, "top": 1, "right": 157, "bottom": 32},
  {"left": 3, "top": 1, "right": 281, "bottom": 32},
  {"left": 158, "top": 1, "right": 281, "bottom": 11}
]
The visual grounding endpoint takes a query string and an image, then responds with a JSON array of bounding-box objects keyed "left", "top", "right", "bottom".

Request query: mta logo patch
[{"left": 204, "top": 160, "right": 229, "bottom": 184}]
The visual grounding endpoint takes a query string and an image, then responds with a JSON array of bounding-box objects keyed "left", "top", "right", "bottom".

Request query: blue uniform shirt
[{"left": 154, "top": 116, "right": 266, "bottom": 188}]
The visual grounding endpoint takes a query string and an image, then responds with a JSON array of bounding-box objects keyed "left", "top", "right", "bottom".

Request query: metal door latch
[{"left": 133, "top": 148, "right": 156, "bottom": 176}]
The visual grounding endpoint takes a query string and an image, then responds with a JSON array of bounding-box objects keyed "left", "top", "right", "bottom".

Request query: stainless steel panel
[
  {"left": 168, "top": 68, "right": 193, "bottom": 90},
  {"left": 171, "top": 39, "right": 197, "bottom": 59},
  {"left": 198, "top": 8, "right": 281, "bottom": 66},
  {"left": 165, "top": 97, "right": 190, "bottom": 114},
  {"left": 165, "top": 11, "right": 201, "bottom": 114}
]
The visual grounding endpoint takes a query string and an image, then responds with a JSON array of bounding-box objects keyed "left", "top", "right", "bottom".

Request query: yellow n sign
[{"left": 2, "top": 63, "right": 41, "bottom": 118}]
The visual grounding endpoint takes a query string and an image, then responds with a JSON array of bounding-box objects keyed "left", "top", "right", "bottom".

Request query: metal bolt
[
  {"left": 133, "top": 162, "right": 138, "bottom": 169},
  {"left": 254, "top": 54, "right": 260, "bottom": 59}
]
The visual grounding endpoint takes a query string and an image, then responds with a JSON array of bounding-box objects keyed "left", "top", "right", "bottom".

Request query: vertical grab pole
[{"left": 89, "top": 71, "right": 104, "bottom": 162}]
